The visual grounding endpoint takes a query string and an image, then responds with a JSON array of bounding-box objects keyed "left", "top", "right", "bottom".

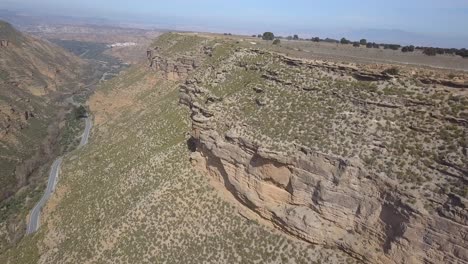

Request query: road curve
[{"left": 27, "top": 116, "right": 92, "bottom": 234}]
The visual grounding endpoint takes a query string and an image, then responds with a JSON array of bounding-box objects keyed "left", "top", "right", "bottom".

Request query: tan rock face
[
  {"left": 170, "top": 34, "right": 468, "bottom": 264},
  {"left": 147, "top": 50, "right": 200, "bottom": 80},
  {"left": 179, "top": 77, "right": 467, "bottom": 264}
]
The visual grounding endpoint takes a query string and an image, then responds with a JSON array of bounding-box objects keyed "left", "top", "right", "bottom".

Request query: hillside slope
[
  {"left": 2, "top": 33, "right": 467, "bottom": 264},
  {"left": 0, "top": 20, "right": 84, "bottom": 187},
  {"left": 0, "top": 35, "right": 353, "bottom": 263},
  {"left": 0, "top": 21, "right": 86, "bottom": 249}
]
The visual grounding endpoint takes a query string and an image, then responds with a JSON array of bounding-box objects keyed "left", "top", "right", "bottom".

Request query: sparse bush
[
  {"left": 340, "top": 37, "right": 350, "bottom": 44},
  {"left": 323, "top": 38, "right": 339, "bottom": 43},
  {"left": 262, "top": 32, "right": 275, "bottom": 41},
  {"left": 383, "top": 67, "right": 399, "bottom": 75},
  {"left": 383, "top": 44, "right": 401, "bottom": 50},
  {"left": 74, "top": 105, "right": 87, "bottom": 119},
  {"left": 273, "top": 39, "right": 281, "bottom": 45},
  {"left": 401, "top": 45, "right": 415, "bottom": 52},
  {"left": 311, "top": 37, "right": 320, "bottom": 42},
  {"left": 293, "top": 34, "right": 299, "bottom": 40},
  {"left": 456, "top": 48, "right": 468, "bottom": 58},
  {"left": 423, "top": 48, "right": 437, "bottom": 56},
  {"left": 353, "top": 42, "right": 360, "bottom": 47}
]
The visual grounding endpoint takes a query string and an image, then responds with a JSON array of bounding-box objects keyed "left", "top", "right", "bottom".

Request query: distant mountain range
[
  {"left": 0, "top": 9, "right": 466, "bottom": 49},
  {"left": 0, "top": 9, "right": 112, "bottom": 27}
]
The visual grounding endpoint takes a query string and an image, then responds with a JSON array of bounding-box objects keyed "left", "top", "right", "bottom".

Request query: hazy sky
[{"left": 2, "top": 0, "right": 468, "bottom": 46}]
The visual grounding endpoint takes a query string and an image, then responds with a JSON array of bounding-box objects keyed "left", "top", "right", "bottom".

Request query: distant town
[{"left": 107, "top": 42, "right": 137, "bottom": 48}]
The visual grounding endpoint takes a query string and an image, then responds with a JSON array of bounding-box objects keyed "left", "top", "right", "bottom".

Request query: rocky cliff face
[
  {"left": 179, "top": 80, "right": 467, "bottom": 264},
  {"left": 147, "top": 48, "right": 200, "bottom": 80},
  {"left": 148, "top": 33, "right": 468, "bottom": 264}
]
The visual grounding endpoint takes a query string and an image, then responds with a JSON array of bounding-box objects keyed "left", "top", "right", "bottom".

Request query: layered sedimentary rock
[
  {"left": 143, "top": 34, "right": 468, "bottom": 264},
  {"left": 179, "top": 81, "right": 468, "bottom": 264},
  {"left": 147, "top": 49, "right": 200, "bottom": 80}
]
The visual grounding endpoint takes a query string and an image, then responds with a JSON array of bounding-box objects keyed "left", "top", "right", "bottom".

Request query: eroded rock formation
[
  {"left": 179, "top": 76, "right": 468, "bottom": 264},
  {"left": 0, "top": 40, "right": 8, "bottom": 47},
  {"left": 147, "top": 49, "right": 200, "bottom": 80},
  {"left": 140, "top": 34, "right": 468, "bottom": 264}
]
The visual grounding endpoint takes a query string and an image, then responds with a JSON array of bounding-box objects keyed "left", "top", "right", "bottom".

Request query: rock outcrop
[
  {"left": 143, "top": 33, "right": 468, "bottom": 263},
  {"left": 0, "top": 40, "right": 8, "bottom": 47},
  {"left": 147, "top": 49, "right": 200, "bottom": 80},
  {"left": 179, "top": 77, "right": 468, "bottom": 264},
  {"left": 260, "top": 50, "right": 468, "bottom": 88}
]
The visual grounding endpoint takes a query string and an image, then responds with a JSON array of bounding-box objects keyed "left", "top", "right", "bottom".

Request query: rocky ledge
[{"left": 147, "top": 49, "right": 201, "bottom": 80}]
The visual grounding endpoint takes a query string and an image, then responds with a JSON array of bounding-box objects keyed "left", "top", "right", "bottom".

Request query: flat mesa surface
[{"left": 200, "top": 33, "right": 468, "bottom": 71}]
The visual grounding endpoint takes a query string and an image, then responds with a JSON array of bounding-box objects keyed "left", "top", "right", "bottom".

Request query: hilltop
[
  {"left": 1, "top": 32, "right": 466, "bottom": 264},
  {"left": 0, "top": 21, "right": 25, "bottom": 45}
]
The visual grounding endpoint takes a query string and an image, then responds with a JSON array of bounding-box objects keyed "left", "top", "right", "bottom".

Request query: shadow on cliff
[
  {"left": 190, "top": 137, "right": 259, "bottom": 211},
  {"left": 379, "top": 195, "right": 411, "bottom": 254}
]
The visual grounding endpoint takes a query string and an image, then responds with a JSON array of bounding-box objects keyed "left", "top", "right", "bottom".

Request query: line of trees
[
  {"left": 254, "top": 32, "right": 467, "bottom": 58},
  {"left": 340, "top": 39, "right": 467, "bottom": 57},
  {"left": 417, "top": 47, "right": 468, "bottom": 57}
]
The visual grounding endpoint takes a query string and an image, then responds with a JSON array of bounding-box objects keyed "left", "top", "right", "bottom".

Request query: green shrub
[
  {"left": 423, "top": 48, "right": 437, "bottom": 56},
  {"left": 262, "top": 32, "right": 275, "bottom": 41},
  {"left": 74, "top": 105, "right": 87, "bottom": 119}
]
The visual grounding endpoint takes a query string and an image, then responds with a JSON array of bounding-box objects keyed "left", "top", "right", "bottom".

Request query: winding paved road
[
  {"left": 27, "top": 117, "right": 92, "bottom": 234},
  {"left": 26, "top": 158, "right": 62, "bottom": 234},
  {"left": 80, "top": 117, "right": 92, "bottom": 147}
]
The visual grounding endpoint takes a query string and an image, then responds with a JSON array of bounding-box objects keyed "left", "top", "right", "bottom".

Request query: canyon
[{"left": 1, "top": 32, "right": 466, "bottom": 264}]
